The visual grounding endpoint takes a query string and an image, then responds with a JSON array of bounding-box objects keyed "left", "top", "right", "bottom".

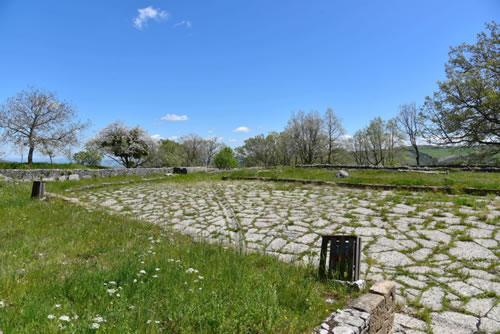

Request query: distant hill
[{"left": 401, "top": 145, "right": 499, "bottom": 166}]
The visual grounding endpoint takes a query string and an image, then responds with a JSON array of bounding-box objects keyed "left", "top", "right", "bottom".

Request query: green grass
[
  {"left": 0, "top": 181, "right": 350, "bottom": 333},
  {"left": 0, "top": 162, "right": 106, "bottom": 170},
  {"left": 226, "top": 167, "right": 500, "bottom": 190}
]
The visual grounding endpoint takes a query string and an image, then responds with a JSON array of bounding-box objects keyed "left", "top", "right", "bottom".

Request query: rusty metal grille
[{"left": 319, "top": 235, "right": 361, "bottom": 281}]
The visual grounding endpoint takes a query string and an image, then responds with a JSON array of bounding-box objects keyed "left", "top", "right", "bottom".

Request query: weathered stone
[
  {"left": 487, "top": 303, "right": 500, "bottom": 321},
  {"left": 394, "top": 313, "right": 427, "bottom": 331},
  {"left": 479, "top": 317, "right": 500, "bottom": 333},
  {"left": 370, "top": 251, "right": 412, "bottom": 267},
  {"left": 420, "top": 286, "right": 444, "bottom": 310},
  {"left": 449, "top": 241, "right": 496, "bottom": 260},
  {"left": 464, "top": 298, "right": 495, "bottom": 317},
  {"left": 332, "top": 326, "right": 355, "bottom": 334},
  {"left": 351, "top": 293, "right": 384, "bottom": 314},
  {"left": 335, "top": 170, "right": 349, "bottom": 178},
  {"left": 430, "top": 311, "right": 478, "bottom": 334},
  {"left": 266, "top": 238, "right": 287, "bottom": 251}
]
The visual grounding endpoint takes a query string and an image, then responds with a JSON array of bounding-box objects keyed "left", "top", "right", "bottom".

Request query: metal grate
[
  {"left": 31, "top": 181, "right": 46, "bottom": 199},
  {"left": 319, "top": 235, "right": 361, "bottom": 281}
]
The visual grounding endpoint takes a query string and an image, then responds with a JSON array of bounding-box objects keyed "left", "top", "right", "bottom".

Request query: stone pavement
[{"left": 72, "top": 180, "right": 500, "bottom": 333}]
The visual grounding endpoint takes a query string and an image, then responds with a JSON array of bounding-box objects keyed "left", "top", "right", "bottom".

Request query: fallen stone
[{"left": 335, "top": 170, "right": 349, "bottom": 178}]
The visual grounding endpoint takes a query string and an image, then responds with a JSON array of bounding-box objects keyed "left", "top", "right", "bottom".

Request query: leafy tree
[
  {"left": 214, "top": 147, "right": 238, "bottom": 169},
  {"left": 422, "top": 21, "right": 499, "bottom": 150},
  {"left": 88, "top": 121, "right": 156, "bottom": 168},
  {"left": 73, "top": 148, "right": 104, "bottom": 166},
  {"left": 157, "top": 139, "right": 184, "bottom": 166},
  {"left": 0, "top": 87, "right": 89, "bottom": 166}
]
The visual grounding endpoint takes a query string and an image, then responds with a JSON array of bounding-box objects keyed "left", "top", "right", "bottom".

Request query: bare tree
[
  {"left": 324, "top": 108, "right": 346, "bottom": 164},
  {"left": 397, "top": 103, "right": 424, "bottom": 165},
  {"left": 201, "top": 137, "right": 221, "bottom": 167},
  {"left": 180, "top": 134, "right": 204, "bottom": 166},
  {"left": 0, "top": 87, "right": 89, "bottom": 166},
  {"left": 40, "top": 142, "right": 57, "bottom": 164},
  {"left": 286, "top": 110, "right": 325, "bottom": 164},
  {"left": 385, "top": 118, "right": 404, "bottom": 165}
]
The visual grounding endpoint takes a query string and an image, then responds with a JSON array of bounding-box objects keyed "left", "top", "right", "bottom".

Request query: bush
[
  {"left": 73, "top": 149, "right": 104, "bottom": 166},
  {"left": 214, "top": 147, "right": 238, "bottom": 169}
]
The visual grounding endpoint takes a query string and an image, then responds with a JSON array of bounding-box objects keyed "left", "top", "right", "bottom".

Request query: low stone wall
[
  {"left": 0, "top": 167, "right": 219, "bottom": 181},
  {"left": 315, "top": 281, "right": 396, "bottom": 334}
]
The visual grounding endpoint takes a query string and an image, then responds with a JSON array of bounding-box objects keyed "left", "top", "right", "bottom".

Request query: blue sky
[{"left": 0, "top": 0, "right": 498, "bottom": 158}]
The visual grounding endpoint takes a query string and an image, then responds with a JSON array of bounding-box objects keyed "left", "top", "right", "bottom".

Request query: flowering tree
[{"left": 88, "top": 121, "right": 156, "bottom": 168}]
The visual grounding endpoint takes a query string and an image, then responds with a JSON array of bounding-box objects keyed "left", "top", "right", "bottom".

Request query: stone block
[{"left": 351, "top": 293, "right": 385, "bottom": 314}]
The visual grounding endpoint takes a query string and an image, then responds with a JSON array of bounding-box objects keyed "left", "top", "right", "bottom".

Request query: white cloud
[
  {"left": 341, "top": 134, "right": 353, "bottom": 141},
  {"left": 133, "top": 6, "right": 168, "bottom": 30},
  {"left": 228, "top": 138, "right": 239, "bottom": 143},
  {"left": 174, "top": 20, "right": 192, "bottom": 28},
  {"left": 150, "top": 134, "right": 164, "bottom": 141},
  {"left": 161, "top": 114, "right": 188, "bottom": 121},
  {"left": 168, "top": 136, "right": 180, "bottom": 141},
  {"left": 232, "top": 126, "right": 249, "bottom": 133}
]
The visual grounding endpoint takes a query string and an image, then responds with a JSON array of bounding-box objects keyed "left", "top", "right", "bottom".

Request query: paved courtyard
[{"left": 72, "top": 180, "right": 500, "bottom": 333}]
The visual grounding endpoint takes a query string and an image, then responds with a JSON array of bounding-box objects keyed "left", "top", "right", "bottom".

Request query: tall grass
[{"left": 0, "top": 182, "right": 344, "bottom": 333}]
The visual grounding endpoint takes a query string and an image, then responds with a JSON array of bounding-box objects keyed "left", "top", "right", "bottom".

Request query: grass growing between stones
[
  {"left": 227, "top": 167, "right": 500, "bottom": 190},
  {"left": 0, "top": 182, "right": 348, "bottom": 333}
]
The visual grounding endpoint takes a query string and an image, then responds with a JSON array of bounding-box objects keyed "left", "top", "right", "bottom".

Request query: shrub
[
  {"left": 73, "top": 149, "right": 104, "bottom": 166},
  {"left": 214, "top": 147, "right": 238, "bottom": 169}
]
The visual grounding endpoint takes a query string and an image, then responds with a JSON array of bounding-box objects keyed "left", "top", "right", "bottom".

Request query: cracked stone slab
[
  {"left": 430, "top": 311, "right": 479, "bottom": 334},
  {"left": 449, "top": 241, "right": 497, "bottom": 260},
  {"left": 464, "top": 298, "right": 495, "bottom": 317},
  {"left": 370, "top": 251, "right": 413, "bottom": 267}
]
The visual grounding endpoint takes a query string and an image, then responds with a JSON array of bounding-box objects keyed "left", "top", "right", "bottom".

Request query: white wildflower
[
  {"left": 116, "top": 293, "right": 120, "bottom": 297},
  {"left": 59, "top": 315, "right": 70, "bottom": 322},
  {"left": 55, "top": 304, "right": 61, "bottom": 308},
  {"left": 133, "top": 279, "right": 138, "bottom": 283},
  {"left": 94, "top": 316, "right": 104, "bottom": 323},
  {"left": 0, "top": 301, "right": 4, "bottom": 308},
  {"left": 48, "top": 314, "right": 55, "bottom": 319},
  {"left": 139, "top": 270, "right": 146, "bottom": 275},
  {"left": 198, "top": 276, "right": 204, "bottom": 280},
  {"left": 128, "top": 305, "right": 135, "bottom": 310},
  {"left": 91, "top": 323, "right": 100, "bottom": 329},
  {"left": 147, "top": 320, "right": 152, "bottom": 324},
  {"left": 109, "top": 281, "right": 117, "bottom": 285},
  {"left": 155, "top": 320, "right": 160, "bottom": 324},
  {"left": 155, "top": 268, "right": 160, "bottom": 271},
  {"left": 152, "top": 275, "right": 158, "bottom": 278},
  {"left": 106, "top": 289, "right": 116, "bottom": 294},
  {"left": 186, "top": 268, "right": 198, "bottom": 273}
]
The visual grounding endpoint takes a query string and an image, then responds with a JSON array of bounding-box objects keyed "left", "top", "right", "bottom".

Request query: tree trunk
[
  {"left": 27, "top": 146, "right": 34, "bottom": 167},
  {"left": 414, "top": 145, "right": 420, "bottom": 166}
]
